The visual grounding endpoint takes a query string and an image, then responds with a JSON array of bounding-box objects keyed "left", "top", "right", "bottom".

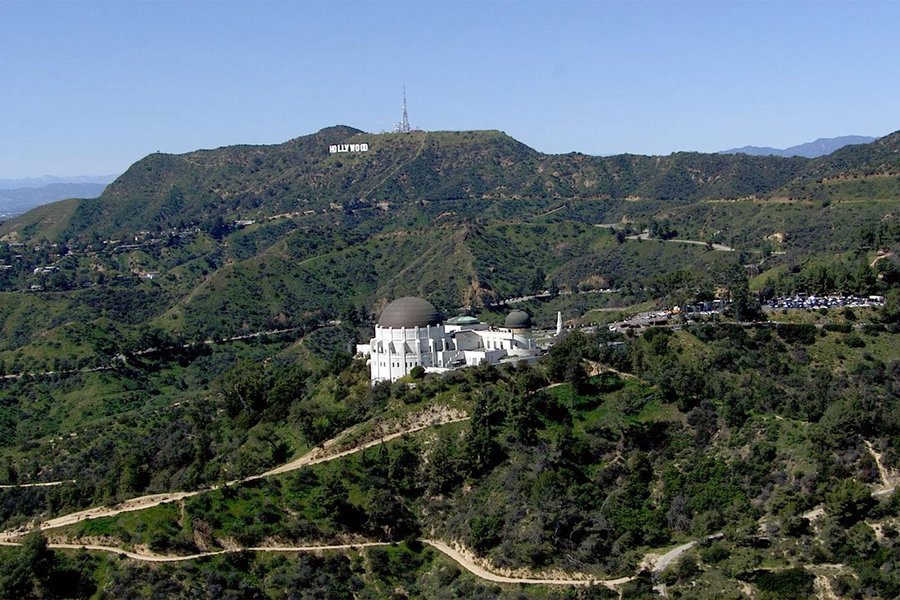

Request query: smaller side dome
[{"left": 505, "top": 310, "right": 532, "bottom": 329}]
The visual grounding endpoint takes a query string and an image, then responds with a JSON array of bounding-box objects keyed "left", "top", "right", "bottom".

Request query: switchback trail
[
  {"left": 0, "top": 540, "right": 391, "bottom": 563},
  {"left": 0, "top": 538, "right": 630, "bottom": 588},
  {"left": 420, "top": 539, "right": 629, "bottom": 588},
  {"left": 10, "top": 410, "right": 893, "bottom": 589},
  {"left": 0, "top": 407, "right": 469, "bottom": 539}
]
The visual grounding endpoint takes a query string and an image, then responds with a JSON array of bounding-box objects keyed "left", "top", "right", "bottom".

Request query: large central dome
[{"left": 378, "top": 297, "right": 442, "bottom": 328}]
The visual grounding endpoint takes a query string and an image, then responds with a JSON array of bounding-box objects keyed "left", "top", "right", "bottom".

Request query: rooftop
[{"left": 377, "top": 296, "right": 442, "bottom": 328}]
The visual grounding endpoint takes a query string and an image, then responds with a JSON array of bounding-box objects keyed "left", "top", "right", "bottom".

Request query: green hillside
[
  {"left": 1, "top": 325, "right": 897, "bottom": 598},
  {"left": 0, "top": 125, "right": 898, "bottom": 598},
  {"left": 0, "top": 198, "right": 80, "bottom": 242},
  {"left": 7, "top": 126, "right": 876, "bottom": 245},
  {"left": 0, "top": 126, "right": 895, "bottom": 368}
]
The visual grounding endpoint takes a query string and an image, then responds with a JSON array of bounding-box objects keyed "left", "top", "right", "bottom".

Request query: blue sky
[{"left": 1, "top": 0, "right": 898, "bottom": 178}]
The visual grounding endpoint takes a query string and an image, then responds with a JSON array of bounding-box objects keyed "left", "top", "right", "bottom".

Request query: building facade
[{"left": 356, "top": 297, "right": 541, "bottom": 383}]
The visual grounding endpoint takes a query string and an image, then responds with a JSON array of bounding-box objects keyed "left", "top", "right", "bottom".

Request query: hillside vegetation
[
  {"left": 0, "top": 129, "right": 894, "bottom": 363},
  {"left": 4, "top": 127, "right": 895, "bottom": 247},
  {"left": 0, "top": 126, "right": 897, "bottom": 598},
  {"left": 1, "top": 324, "right": 898, "bottom": 598}
]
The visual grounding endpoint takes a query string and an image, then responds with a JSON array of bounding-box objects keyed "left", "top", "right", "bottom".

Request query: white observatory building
[{"left": 356, "top": 297, "right": 542, "bottom": 383}]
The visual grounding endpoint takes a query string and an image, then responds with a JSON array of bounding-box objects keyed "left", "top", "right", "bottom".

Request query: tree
[
  {"left": 268, "top": 364, "right": 309, "bottom": 421},
  {"left": 426, "top": 431, "right": 462, "bottom": 495},
  {"left": 220, "top": 360, "right": 270, "bottom": 422},
  {"left": 315, "top": 473, "right": 359, "bottom": 529},
  {"left": 0, "top": 531, "right": 54, "bottom": 598},
  {"left": 463, "top": 397, "right": 503, "bottom": 478},
  {"left": 882, "top": 289, "right": 900, "bottom": 325},
  {"left": 469, "top": 514, "right": 503, "bottom": 553},
  {"left": 546, "top": 330, "right": 587, "bottom": 383},
  {"left": 722, "top": 263, "right": 758, "bottom": 321},
  {"left": 686, "top": 400, "right": 719, "bottom": 447},
  {"left": 365, "top": 488, "right": 418, "bottom": 540},
  {"left": 204, "top": 215, "right": 229, "bottom": 240},
  {"left": 826, "top": 479, "right": 874, "bottom": 526},
  {"left": 389, "top": 438, "right": 421, "bottom": 495}
]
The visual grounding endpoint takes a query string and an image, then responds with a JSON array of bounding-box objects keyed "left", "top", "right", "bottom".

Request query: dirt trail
[
  {"left": 534, "top": 204, "right": 567, "bottom": 219},
  {"left": 864, "top": 440, "right": 899, "bottom": 491},
  {"left": 0, "top": 540, "right": 391, "bottom": 563},
  {"left": 1, "top": 406, "right": 469, "bottom": 540},
  {"left": 420, "top": 539, "right": 630, "bottom": 588},
  {"left": 249, "top": 410, "right": 470, "bottom": 480},
  {"left": 0, "top": 480, "right": 76, "bottom": 489},
  {"left": 584, "top": 360, "right": 645, "bottom": 382},
  {"left": 0, "top": 402, "right": 643, "bottom": 589},
  {"left": 870, "top": 251, "right": 893, "bottom": 269},
  {"left": 361, "top": 132, "right": 428, "bottom": 200},
  {"left": 0, "top": 537, "right": 633, "bottom": 588},
  {"left": 28, "top": 491, "right": 204, "bottom": 536}
]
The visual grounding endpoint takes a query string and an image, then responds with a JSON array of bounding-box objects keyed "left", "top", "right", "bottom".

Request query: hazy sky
[{"left": 1, "top": 0, "right": 898, "bottom": 178}]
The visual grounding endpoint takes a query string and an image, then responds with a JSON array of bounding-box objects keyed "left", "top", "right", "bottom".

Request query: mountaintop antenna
[{"left": 399, "top": 87, "right": 411, "bottom": 134}]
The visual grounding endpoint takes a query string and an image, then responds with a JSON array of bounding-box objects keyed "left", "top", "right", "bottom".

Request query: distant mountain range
[
  {"left": 718, "top": 135, "right": 876, "bottom": 158},
  {"left": 0, "top": 179, "right": 113, "bottom": 218},
  {"left": 0, "top": 174, "right": 117, "bottom": 190}
]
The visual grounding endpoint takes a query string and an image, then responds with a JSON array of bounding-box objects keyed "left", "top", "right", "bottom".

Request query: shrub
[
  {"left": 843, "top": 333, "right": 866, "bottom": 348},
  {"left": 753, "top": 568, "right": 814, "bottom": 599},
  {"left": 775, "top": 324, "right": 817, "bottom": 345}
]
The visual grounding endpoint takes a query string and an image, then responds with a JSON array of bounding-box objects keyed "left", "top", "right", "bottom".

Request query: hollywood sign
[{"left": 329, "top": 143, "right": 369, "bottom": 154}]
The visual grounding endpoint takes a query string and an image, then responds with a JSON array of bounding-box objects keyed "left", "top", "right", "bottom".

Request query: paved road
[
  {"left": 651, "top": 533, "right": 724, "bottom": 575},
  {"left": 624, "top": 231, "right": 735, "bottom": 252}
]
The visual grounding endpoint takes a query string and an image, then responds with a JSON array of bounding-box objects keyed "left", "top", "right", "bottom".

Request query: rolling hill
[
  {"left": 0, "top": 127, "right": 897, "bottom": 599},
  {"left": 2, "top": 126, "right": 896, "bottom": 247},
  {"left": 0, "top": 126, "right": 895, "bottom": 365},
  {"left": 0, "top": 183, "right": 107, "bottom": 219}
]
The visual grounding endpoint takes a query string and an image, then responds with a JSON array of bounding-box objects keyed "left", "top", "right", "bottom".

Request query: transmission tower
[{"left": 399, "top": 87, "right": 411, "bottom": 133}]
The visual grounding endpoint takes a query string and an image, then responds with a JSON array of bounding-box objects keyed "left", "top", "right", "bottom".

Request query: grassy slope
[{"left": 0, "top": 198, "right": 79, "bottom": 242}]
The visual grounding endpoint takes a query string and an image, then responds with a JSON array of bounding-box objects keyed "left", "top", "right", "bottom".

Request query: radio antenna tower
[{"left": 399, "top": 87, "right": 411, "bottom": 133}]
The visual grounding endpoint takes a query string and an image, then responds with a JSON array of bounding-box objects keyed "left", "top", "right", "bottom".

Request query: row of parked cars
[{"left": 766, "top": 294, "right": 885, "bottom": 310}]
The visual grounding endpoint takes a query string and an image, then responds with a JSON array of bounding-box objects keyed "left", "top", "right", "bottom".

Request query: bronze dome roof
[{"left": 378, "top": 297, "right": 442, "bottom": 328}]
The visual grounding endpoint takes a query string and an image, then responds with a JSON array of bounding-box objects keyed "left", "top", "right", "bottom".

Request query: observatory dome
[
  {"left": 505, "top": 310, "right": 532, "bottom": 329},
  {"left": 377, "top": 297, "right": 442, "bottom": 328}
]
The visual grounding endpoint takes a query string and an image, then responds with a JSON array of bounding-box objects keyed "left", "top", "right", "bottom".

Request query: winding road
[
  {"left": 3, "top": 407, "right": 895, "bottom": 590},
  {"left": 650, "top": 533, "right": 724, "bottom": 575},
  {"left": 0, "top": 538, "right": 630, "bottom": 588},
  {"left": 625, "top": 232, "right": 735, "bottom": 252},
  {"left": 0, "top": 405, "right": 633, "bottom": 589},
  {"left": 1, "top": 407, "right": 469, "bottom": 538}
]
